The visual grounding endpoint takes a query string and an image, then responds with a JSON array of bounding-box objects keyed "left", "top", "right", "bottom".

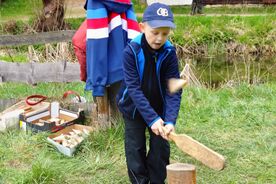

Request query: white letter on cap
[{"left": 157, "top": 8, "right": 168, "bottom": 17}]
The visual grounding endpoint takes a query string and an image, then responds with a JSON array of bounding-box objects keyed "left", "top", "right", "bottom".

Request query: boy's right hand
[{"left": 151, "top": 118, "right": 165, "bottom": 136}]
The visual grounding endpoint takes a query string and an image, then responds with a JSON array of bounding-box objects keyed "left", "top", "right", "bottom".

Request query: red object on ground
[
  {"left": 72, "top": 20, "right": 87, "bottom": 82},
  {"left": 25, "top": 95, "right": 47, "bottom": 106}
]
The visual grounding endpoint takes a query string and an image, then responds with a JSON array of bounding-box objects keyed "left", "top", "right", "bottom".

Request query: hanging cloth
[{"left": 85, "top": 0, "right": 140, "bottom": 96}]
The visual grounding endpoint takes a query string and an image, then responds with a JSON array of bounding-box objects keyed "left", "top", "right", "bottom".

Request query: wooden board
[
  {"left": 168, "top": 131, "right": 225, "bottom": 171},
  {"left": 0, "top": 61, "right": 81, "bottom": 84},
  {"left": 0, "top": 30, "right": 76, "bottom": 47}
]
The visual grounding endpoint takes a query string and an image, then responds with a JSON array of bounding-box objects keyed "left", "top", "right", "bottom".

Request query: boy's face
[{"left": 139, "top": 22, "right": 171, "bottom": 50}]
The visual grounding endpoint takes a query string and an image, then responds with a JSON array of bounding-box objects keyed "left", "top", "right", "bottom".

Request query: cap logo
[{"left": 157, "top": 8, "right": 169, "bottom": 17}]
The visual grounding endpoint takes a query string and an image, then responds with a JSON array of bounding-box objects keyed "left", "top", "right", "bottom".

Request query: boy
[{"left": 117, "top": 3, "right": 182, "bottom": 184}]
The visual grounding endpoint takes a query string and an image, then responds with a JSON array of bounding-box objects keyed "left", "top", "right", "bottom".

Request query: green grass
[
  {"left": 170, "top": 15, "right": 276, "bottom": 56},
  {"left": 0, "top": 83, "right": 275, "bottom": 183},
  {"left": 0, "top": 0, "right": 42, "bottom": 21},
  {"left": 0, "top": 53, "right": 28, "bottom": 63},
  {"left": 0, "top": 82, "right": 92, "bottom": 101},
  {"left": 170, "top": 5, "right": 276, "bottom": 15},
  {"left": 1, "top": 15, "right": 275, "bottom": 57},
  {"left": 1, "top": 0, "right": 275, "bottom": 22},
  {"left": 131, "top": 0, "right": 276, "bottom": 14}
]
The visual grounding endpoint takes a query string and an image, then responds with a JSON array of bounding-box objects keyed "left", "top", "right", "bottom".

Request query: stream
[{"left": 188, "top": 55, "right": 276, "bottom": 87}]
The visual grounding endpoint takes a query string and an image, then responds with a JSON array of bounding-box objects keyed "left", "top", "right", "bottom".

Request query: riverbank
[
  {"left": 1, "top": 1, "right": 275, "bottom": 59},
  {"left": 172, "top": 15, "right": 276, "bottom": 57},
  {"left": 1, "top": 14, "right": 275, "bottom": 60}
]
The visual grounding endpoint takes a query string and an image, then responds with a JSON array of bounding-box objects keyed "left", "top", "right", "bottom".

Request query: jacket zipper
[{"left": 156, "top": 50, "right": 170, "bottom": 104}]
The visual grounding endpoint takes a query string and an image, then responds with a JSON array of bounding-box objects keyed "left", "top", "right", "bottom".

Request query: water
[{"left": 187, "top": 55, "right": 276, "bottom": 88}]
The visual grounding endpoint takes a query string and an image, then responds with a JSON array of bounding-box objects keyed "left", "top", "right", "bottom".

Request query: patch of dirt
[{"left": 65, "top": 0, "right": 86, "bottom": 18}]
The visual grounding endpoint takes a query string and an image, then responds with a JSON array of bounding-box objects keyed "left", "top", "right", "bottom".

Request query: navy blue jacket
[{"left": 117, "top": 34, "right": 182, "bottom": 127}]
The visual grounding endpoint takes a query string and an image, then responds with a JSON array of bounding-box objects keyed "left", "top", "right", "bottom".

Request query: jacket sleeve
[
  {"left": 163, "top": 51, "right": 182, "bottom": 126},
  {"left": 123, "top": 46, "right": 161, "bottom": 127},
  {"left": 72, "top": 20, "right": 87, "bottom": 82}
]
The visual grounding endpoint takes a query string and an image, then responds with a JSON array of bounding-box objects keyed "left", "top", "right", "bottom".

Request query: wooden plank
[
  {"left": 0, "top": 99, "right": 19, "bottom": 112},
  {"left": 164, "top": 128, "right": 226, "bottom": 171},
  {"left": 0, "top": 30, "right": 76, "bottom": 47},
  {"left": 0, "top": 61, "right": 33, "bottom": 83},
  {"left": 0, "top": 61, "right": 81, "bottom": 84}
]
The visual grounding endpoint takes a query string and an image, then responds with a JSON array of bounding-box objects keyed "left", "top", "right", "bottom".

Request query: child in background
[{"left": 117, "top": 3, "right": 182, "bottom": 184}]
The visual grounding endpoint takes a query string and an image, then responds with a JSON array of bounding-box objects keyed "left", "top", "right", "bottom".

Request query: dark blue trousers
[{"left": 124, "top": 116, "right": 170, "bottom": 184}]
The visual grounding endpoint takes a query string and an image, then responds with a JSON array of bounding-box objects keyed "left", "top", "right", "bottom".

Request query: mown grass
[{"left": 0, "top": 83, "right": 276, "bottom": 183}]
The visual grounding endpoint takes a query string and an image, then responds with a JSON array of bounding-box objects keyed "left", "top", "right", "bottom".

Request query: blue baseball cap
[{"left": 142, "top": 3, "right": 175, "bottom": 29}]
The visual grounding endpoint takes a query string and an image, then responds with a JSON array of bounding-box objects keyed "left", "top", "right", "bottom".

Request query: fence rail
[
  {"left": 0, "top": 30, "right": 76, "bottom": 47},
  {"left": 0, "top": 30, "right": 80, "bottom": 84},
  {"left": 0, "top": 61, "right": 81, "bottom": 84}
]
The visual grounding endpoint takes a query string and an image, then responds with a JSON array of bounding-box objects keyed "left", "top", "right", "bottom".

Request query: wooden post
[
  {"left": 167, "top": 163, "right": 196, "bottom": 184},
  {"left": 91, "top": 91, "right": 110, "bottom": 129},
  {"left": 107, "top": 81, "right": 121, "bottom": 119},
  {"left": 90, "top": 81, "right": 121, "bottom": 129}
]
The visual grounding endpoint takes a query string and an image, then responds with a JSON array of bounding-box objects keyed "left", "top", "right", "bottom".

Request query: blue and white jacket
[
  {"left": 117, "top": 34, "right": 182, "bottom": 127},
  {"left": 85, "top": 0, "right": 140, "bottom": 96}
]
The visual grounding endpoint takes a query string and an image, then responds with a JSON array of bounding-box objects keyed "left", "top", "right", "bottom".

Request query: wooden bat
[
  {"left": 164, "top": 128, "right": 225, "bottom": 171},
  {"left": 168, "top": 78, "right": 188, "bottom": 94}
]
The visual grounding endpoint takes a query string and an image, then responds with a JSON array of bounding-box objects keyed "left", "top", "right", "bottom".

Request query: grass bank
[
  {"left": 173, "top": 15, "right": 276, "bottom": 57},
  {"left": 0, "top": 83, "right": 275, "bottom": 183},
  {"left": 1, "top": 1, "right": 275, "bottom": 60},
  {"left": 0, "top": 82, "right": 91, "bottom": 100},
  {"left": 1, "top": 0, "right": 275, "bottom": 21},
  {"left": 1, "top": 15, "right": 275, "bottom": 63}
]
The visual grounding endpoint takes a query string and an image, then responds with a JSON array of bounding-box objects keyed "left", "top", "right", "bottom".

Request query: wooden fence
[
  {"left": 0, "top": 61, "right": 80, "bottom": 84},
  {"left": 0, "top": 30, "right": 76, "bottom": 47},
  {"left": 0, "top": 30, "right": 80, "bottom": 84},
  {"left": 0, "top": 30, "right": 115, "bottom": 128}
]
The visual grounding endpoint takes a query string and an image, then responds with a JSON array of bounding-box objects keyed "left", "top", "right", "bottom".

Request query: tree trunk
[{"left": 33, "top": 0, "right": 69, "bottom": 32}]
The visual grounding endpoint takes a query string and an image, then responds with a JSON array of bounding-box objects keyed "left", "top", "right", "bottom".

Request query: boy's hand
[
  {"left": 151, "top": 118, "right": 165, "bottom": 136},
  {"left": 162, "top": 124, "right": 175, "bottom": 140}
]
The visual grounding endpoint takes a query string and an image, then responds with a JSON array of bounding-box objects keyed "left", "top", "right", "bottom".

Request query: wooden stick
[
  {"left": 168, "top": 78, "right": 188, "bottom": 94},
  {"left": 164, "top": 128, "right": 225, "bottom": 171}
]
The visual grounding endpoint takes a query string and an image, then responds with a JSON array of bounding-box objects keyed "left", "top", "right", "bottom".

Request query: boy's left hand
[{"left": 162, "top": 124, "right": 175, "bottom": 140}]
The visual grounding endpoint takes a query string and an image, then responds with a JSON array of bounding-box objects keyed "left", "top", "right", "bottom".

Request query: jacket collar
[{"left": 131, "top": 33, "right": 173, "bottom": 51}]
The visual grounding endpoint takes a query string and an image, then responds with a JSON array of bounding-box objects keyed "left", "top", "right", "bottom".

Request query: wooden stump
[{"left": 167, "top": 163, "right": 196, "bottom": 184}]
